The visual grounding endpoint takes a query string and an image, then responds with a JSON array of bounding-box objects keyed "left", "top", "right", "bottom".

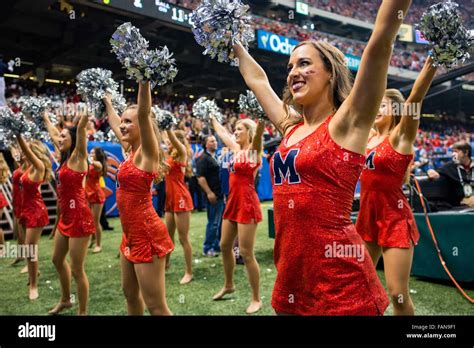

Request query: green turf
[{"left": 0, "top": 202, "right": 472, "bottom": 315}]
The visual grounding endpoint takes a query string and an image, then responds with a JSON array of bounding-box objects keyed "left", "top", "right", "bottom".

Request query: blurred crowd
[{"left": 4, "top": 81, "right": 473, "bottom": 178}]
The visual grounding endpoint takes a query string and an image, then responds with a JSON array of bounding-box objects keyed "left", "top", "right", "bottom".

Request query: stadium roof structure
[{"left": 1, "top": 0, "right": 473, "bottom": 118}]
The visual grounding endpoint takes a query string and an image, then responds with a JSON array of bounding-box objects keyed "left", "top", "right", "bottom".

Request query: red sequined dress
[
  {"left": 19, "top": 169, "right": 49, "bottom": 228},
  {"left": 85, "top": 164, "right": 106, "bottom": 204},
  {"left": 56, "top": 163, "right": 95, "bottom": 238},
  {"left": 0, "top": 192, "right": 7, "bottom": 210},
  {"left": 356, "top": 136, "right": 419, "bottom": 248},
  {"left": 117, "top": 152, "right": 174, "bottom": 263},
  {"left": 270, "top": 116, "right": 389, "bottom": 315},
  {"left": 222, "top": 150, "right": 262, "bottom": 224},
  {"left": 164, "top": 157, "right": 193, "bottom": 212},
  {"left": 12, "top": 167, "right": 25, "bottom": 216}
]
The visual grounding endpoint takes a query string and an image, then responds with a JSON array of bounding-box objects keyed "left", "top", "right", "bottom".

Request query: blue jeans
[{"left": 203, "top": 198, "right": 225, "bottom": 253}]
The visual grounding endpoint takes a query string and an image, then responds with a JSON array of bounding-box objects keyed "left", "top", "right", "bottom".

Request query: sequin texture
[
  {"left": 270, "top": 116, "right": 390, "bottom": 315},
  {"left": 19, "top": 169, "right": 49, "bottom": 228},
  {"left": 57, "top": 164, "right": 96, "bottom": 237},
  {"left": 116, "top": 153, "right": 174, "bottom": 263},
  {"left": 356, "top": 136, "right": 419, "bottom": 248},
  {"left": 165, "top": 157, "right": 193, "bottom": 213}
]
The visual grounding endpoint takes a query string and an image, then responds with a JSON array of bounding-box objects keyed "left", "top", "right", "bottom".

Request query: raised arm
[
  {"left": 103, "top": 95, "right": 130, "bottom": 151},
  {"left": 43, "top": 111, "right": 60, "bottom": 149},
  {"left": 210, "top": 117, "right": 240, "bottom": 153},
  {"left": 137, "top": 81, "right": 159, "bottom": 162},
  {"left": 70, "top": 112, "right": 89, "bottom": 170},
  {"left": 16, "top": 135, "right": 44, "bottom": 176},
  {"left": 251, "top": 121, "right": 265, "bottom": 157},
  {"left": 166, "top": 129, "right": 187, "bottom": 163},
  {"left": 395, "top": 57, "right": 437, "bottom": 145},
  {"left": 233, "top": 43, "right": 290, "bottom": 133},
  {"left": 331, "top": 0, "right": 412, "bottom": 153}
]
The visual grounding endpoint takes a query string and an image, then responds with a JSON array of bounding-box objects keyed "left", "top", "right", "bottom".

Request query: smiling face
[
  {"left": 58, "top": 129, "right": 72, "bottom": 153},
  {"left": 374, "top": 96, "right": 393, "bottom": 130},
  {"left": 234, "top": 122, "right": 250, "bottom": 146},
  {"left": 119, "top": 108, "right": 140, "bottom": 144},
  {"left": 287, "top": 44, "right": 332, "bottom": 107},
  {"left": 205, "top": 136, "right": 218, "bottom": 152}
]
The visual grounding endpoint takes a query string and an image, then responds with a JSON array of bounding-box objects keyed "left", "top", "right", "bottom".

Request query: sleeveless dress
[
  {"left": 270, "top": 116, "right": 389, "bottom": 315},
  {"left": 19, "top": 169, "right": 49, "bottom": 228},
  {"left": 222, "top": 150, "right": 262, "bottom": 224},
  {"left": 356, "top": 136, "right": 419, "bottom": 248},
  {"left": 56, "top": 164, "right": 95, "bottom": 238},
  {"left": 0, "top": 192, "right": 7, "bottom": 210},
  {"left": 117, "top": 152, "right": 174, "bottom": 263},
  {"left": 12, "top": 167, "right": 25, "bottom": 217},
  {"left": 164, "top": 157, "right": 193, "bottom": 212},
  {"left": 85, "top": 164, "right": 106, "bottom": 204}
]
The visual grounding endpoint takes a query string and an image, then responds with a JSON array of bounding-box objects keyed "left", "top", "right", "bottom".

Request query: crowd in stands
[
  {"left": 5, "top": 81, "right": 472, "bottom": 177},
  {"left": 168, "top": 0, "right": 472, "bottom": 74}
]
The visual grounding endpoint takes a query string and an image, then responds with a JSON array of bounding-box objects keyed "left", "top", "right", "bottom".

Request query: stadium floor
[{"left": 1, "top": 202, "right": 472, "bottom": 316}]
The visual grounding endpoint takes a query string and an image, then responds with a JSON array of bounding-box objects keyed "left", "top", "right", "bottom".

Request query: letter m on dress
[{"left": 273, "top": 149, "right": 301, "bottom": 185}]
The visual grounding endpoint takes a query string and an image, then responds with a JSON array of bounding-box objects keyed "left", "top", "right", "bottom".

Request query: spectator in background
[
  {"left": 427, "top": 142, "right": 474, "bottom": 207},
  {"left": 197, "top": 135, "right": 224, "bottom": 257},
  {"left": 0, "top": 54, "right": 13, "bottom": 106}
]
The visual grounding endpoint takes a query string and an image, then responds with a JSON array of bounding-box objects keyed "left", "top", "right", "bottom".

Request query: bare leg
[
  {"left": 238, "top": 222, "right": 261, "bottom": 314},
  {"left": 90, "top": 204, "right": 104, "bottom": 253},
  {"left": 11, "top": 217, "right": 26, "bottom": 265},
  {"left": 25, "top": 227, "right": 43, "bottom": 300},
  {"left": 49, "top": 231, "right": 73, "bottom": 314},
  {"left": 164, "top": 212, "right": 176, "bottom": 269},
  {"left": 135, "top": 255, "right": 172, "bottom": 315},
  {"left": 363, "top": 240, "right": 383, "bottom": 266},
  {"left": 383, "top": 246, "right": 415, "bottom": 316},
  {"left": 212, "top": 219, "right": 237, "bottom": 300},
  {"left": 120, "top": 253, "right": 145, "bottom": 315},
  {"left": 175, "top": 212, "right": 193, "bottom": 284},
  {"left": 69, "top": 236, "right": 91, "bottom": 315}
]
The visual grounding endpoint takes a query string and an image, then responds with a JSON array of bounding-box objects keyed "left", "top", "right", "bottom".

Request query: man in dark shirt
[
  {"left": 197, "top": 135, "right": 225, "bottom": 257},
  {"left": 427, "top": 141, "right": 473, "bottom": 207},
  {"left": 0, "top": 54, "right": 10, "bottom": 106}
]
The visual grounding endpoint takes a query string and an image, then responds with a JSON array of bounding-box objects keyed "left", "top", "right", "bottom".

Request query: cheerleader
[
  {"left": 86, "top": 147, "right": 108, "bottom": 254},
  {"left": 233, "top": 0, "right": 411, "bottom": 315},
  {"left": 45, "top": 112, "right": 96, "bottom": 315},
  {"left": 16, "top": 136, "right": 53, "bottom": 300},
  {"left": 163, "top": 129, "right": 194, "bottom": 284},
  {"left": 210, "top": 116, "right": 265, "bottom": 314},
  {"left": 103, "top": 83, "right": 174, "bottom": 316},
  {"left": 0, "top": 153, "right": 8, "bottom": 252},
  {"left": 355, "top": 57, "right": 437, "bottom": 315},
  {"left": 10, "top": 145, "right": 29, "bottom": 268}
]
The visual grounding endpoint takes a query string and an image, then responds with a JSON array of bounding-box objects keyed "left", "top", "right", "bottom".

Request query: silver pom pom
[
  {"left": 76, "top": 68, "right": 123, "bottom": 120},
  {"left": 106, "top": 129, "right": 119, "bottom": 143},
  {"left": 17, "top": 96, "right": 52, "bottom": 131},
  {"left": 93, "top": 131, "right": 106, "bottom": 142},
  {"left": 110, "top": 22, "right": 178, "bottom": 87},
  {"left": 238, "top": 90, "right": 266, "bottom": 120},
  {"left": 76, "top": 68, "right": 118, "bottom": 102},
  {"left": 191, "top": 0, "right": 254, "bottom": 66},
  {"left": 152, "top": 106, "right": 177, "bottom": 130},
  {"left": 417, "top": 1, "right": 473, "bottom": 70},
  {"left": 192, "top": 97, "right": 224, "bottom": 123}
]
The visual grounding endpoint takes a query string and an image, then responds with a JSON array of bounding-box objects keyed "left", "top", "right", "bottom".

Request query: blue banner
[{"left": 256, "top": 29, "right": 362, "bottom": 71}]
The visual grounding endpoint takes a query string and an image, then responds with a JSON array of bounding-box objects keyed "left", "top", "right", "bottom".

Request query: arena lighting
[
  {"left": 189, "top": 95, "right": 195, "bottom": 99},
  {"left": 3, "top": 74, "right": 19, "bottom": 78},
  {"left": 45, "top": 79, "right": 62, "bottom": 84},
  {"left": 462, "top": 84, "right": 474, "bottom": 91}
]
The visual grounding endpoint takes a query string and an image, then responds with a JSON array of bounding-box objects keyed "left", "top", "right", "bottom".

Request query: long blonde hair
[
  {"left": 30, "top": 140, "right": 54, "bottom": 182},
  {"left": 280, "top": 40, "right": 354, "bottom": 133},
  {"left": 170, "top": 130, "right": 193, "bottom": 177},
  {"left": 0, "top": 153, "right": 9, "bottom": 184},
  {"left": 236, "top": 119, "right": 257, "bottom": 145},
  {"left": 384, "top": 89, "right": 405, "bottom": 131}
]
